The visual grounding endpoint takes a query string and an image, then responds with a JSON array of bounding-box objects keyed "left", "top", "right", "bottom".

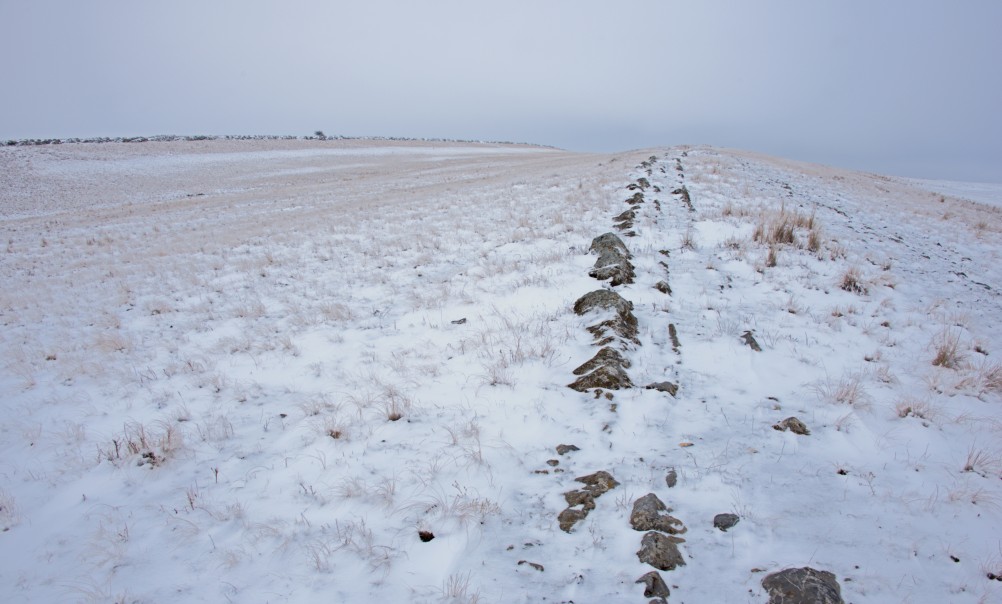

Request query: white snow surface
[
  {"left": 899, "top": 177, "right": 1002, "bottom": 209},
  {"left": 1, "top": 139, "right": 1001, "bottom": 603}
]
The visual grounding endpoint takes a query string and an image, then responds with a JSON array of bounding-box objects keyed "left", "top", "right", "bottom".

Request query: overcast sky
[{"left": 2, "top": 1, "right": 1000, "bottom": 182}]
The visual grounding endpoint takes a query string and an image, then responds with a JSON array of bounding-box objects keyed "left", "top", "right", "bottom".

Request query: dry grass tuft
[
  {"left": 931, "top": 329, "right": 965, "bottom": 369},
  {"left": 766, "top": 246, "right": 778, "bottom": 267},
  {"left": 839, "top": 267, "right": 868, "bottom": 295},
  {"left": 814, "top": 372, "right": 870, "bottom": 409},
  {"left": 752, "top": 204, "right": 820, "bottom": 251},
  {"left": 962, "top": 446, "right": 1001, "bottom": 478},
  {"left": 680, "top": 225, "right": 698, "bottom": 250},
  {"left": 895, "top": 399, "right": 935, "bottom": 420}
]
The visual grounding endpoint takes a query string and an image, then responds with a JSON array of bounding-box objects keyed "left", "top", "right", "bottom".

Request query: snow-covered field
[{"left": 1, "top": 139, "right": 1000, "bottom": 603}]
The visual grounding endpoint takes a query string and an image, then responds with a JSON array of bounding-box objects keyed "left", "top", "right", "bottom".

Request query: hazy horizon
[{"left": 2, "top": 0, "right": 1000, "bottom": 183}]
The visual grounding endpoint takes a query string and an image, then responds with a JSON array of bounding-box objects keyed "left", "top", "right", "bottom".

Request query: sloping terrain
[{"left": 1, "top": 140, "right": 1000, "bottom": 603}]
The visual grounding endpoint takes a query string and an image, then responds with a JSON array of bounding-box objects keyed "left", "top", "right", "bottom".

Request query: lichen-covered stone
[
  {"left": 636, "top": 571, "right": 670, "bottom": 599},
  {"left": 575, "top": 470, "right": 620, "bottom": 495},
  {"left": 572, "top": 347, "right": 630, "bottom": 376},
  {"left": 773, "top": 416, "right": 810, "bottom": 435},
  {"left": 630, "top": 493, "right": 686, "bottom": 534},
  {"left": 568, "top": 363, "right": 633, "bottom": 391},
  {"left": 588, "top": 233, "right": 635, "bottom": 286},
  {"left": 762, "top": 567, "right": 844, "bottom": 604},
  {"left": 637, "top": 531, "right": 686, "bottom": 571}
]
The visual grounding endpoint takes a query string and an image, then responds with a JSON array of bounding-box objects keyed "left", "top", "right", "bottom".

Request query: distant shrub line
[{"left": 3, "top": 133, "right": 552, "bottom": 147}]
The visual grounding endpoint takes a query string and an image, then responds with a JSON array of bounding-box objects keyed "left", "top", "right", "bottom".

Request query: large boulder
[{"left": 762, "top": 567, "right": 844, "bottom": 604}]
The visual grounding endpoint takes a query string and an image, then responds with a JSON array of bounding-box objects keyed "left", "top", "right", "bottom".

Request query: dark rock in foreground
[
  {"left": 713, "top": 513, "right": 740, "bottom": 531},
  {"left": 762, "top": 567, "right": 844, "bottom": 604},
  {"left": 637, "top": 531, "right": 686, "bottom": 571},
  {"left": 636, "top": 570, "right": 670, "bottom": 599}
]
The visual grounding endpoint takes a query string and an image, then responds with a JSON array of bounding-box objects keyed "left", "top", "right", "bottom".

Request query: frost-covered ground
[{"left": 1, "top": 139, "right": 1000, "bottom": 603}]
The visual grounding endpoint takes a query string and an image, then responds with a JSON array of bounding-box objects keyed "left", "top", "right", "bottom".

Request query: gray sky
[{"left": 3, "top": 0, "right": 1000, "bottom": 182}]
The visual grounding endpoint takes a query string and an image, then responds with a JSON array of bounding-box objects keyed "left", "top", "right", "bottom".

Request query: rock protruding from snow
[
  {"left": 636, "top": 570, "right": 670, "bottom": 600},
  {"left": 645, "top": 381, "right": 679, "bottom": 397},
  {"left": 573, "top": 289, "right": 639, "bottom": 346},
  {"left": 557, "top": 470, "right": 620, "bottom": 533},
  {"left": 556, "top": 444, "right": 579, "bottom": 456},
  {"left": 572, "top": 346, "right": 631, "bottom": 376},
  {"left": 637, "top": 531, "right": 686, "bottom": 571},
  {"left": 773, "top": 417, "right": 811, "bottom": 435},
  {"left": 713, "top": 513, "right": 740, "bottom": 532},
  {"left": 630, "top": 493, "right": 686, "bottom": 534},
  {"left": 665, "top": 469, "right": 678, "bottom": 488},
  {"left": 588, "top": 232, "right": 636, "bottom": 286},
  {"left": 614, "top": 208, "right": 637, "bottom": 234},
  {"left": 569, "top": 286, "right": 640, "bottom": 393},
  {"left": 671, "top": 186, "right": 693, "bottom": 211},
  {"left": 741, "top": 330, "right": 763, "bottom": 351},
  {"left": 626, "top": 192, "right": 645, "bottom": 205},
  {"left": 761, "top": 567, "right": 845, "bottom": 604},
  {"left": 568, "top": 363, "right": 633, "bottom": 392},
  {"left": 569, "top": 346, "right": 633, "bottom": 391}
]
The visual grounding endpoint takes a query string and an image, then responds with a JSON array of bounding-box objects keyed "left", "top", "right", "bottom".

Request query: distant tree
[{"left": 314, "top": 130, "right": 326, "bottom": 140}]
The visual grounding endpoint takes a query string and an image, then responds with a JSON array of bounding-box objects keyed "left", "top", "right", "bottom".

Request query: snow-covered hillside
[{"left": 1, "top": 140, "right": 1000, "bottom": 603}]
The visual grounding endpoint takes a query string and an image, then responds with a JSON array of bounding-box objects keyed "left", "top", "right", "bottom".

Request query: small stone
[
  {"left": 741, "top": 330, "right": 762, "bottom": 351},
  {"left": 773, "top": 416, "right": 810, "bottom": 435},
  {"left": 418, "top": 530, "right": 435, "bottom": 542},
  {"left": 713, "top": 513, "right": 740, "bottom": 531},
  {"left": 517, "top": 560, "right": 545, "bottom": 572},
  {"left": 450, "top": 318, "right": 467, "bottom": 325},
  {"left": 665, "top": 469, "right": 678, "bottom": 488},
  {"left": 636, "top": 571, "right": 670, "bottom": 598},
  {"left": 762, "top": 567, "right": 844, "bottom": 604},
  {"left": 646, "top": 381, "right": 679, "bottom": 397},
  {"left": 556, "top": 444, "right": 580, "bottom": 455},
  {"left": 546, "top": 459, "right": 559, "bottom": 467}
]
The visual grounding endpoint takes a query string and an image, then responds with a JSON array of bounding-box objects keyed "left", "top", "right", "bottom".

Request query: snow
[
  {"left": 1, "top": 139, "right": 1000, "bottom": 603},
  {"left": 901, "top": 178, "right": 1002, "bottom": 209}
]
